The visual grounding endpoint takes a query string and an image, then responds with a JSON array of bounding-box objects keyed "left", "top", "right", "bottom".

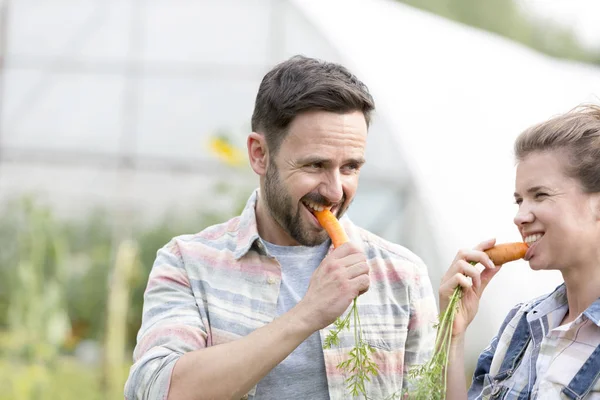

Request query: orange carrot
[
  {"left": 314, "top": 209, "right": 349, "bottom": 248},
  {"left": 484, "top": 242, "right": 529, "bottom": 265}
]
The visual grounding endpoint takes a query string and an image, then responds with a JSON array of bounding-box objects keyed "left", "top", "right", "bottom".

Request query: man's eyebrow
[
  {"left": 297, "top": 156, "right": 330, "bottom": 165},
  {"left": 348, "top": 157, "right": 366, "bottom": 166},
  {"left": 514, "top": 185, "right": 550, "bottom": 198},
  {"left": 296, "top": 157, "right": 366, "bottom": 165}
]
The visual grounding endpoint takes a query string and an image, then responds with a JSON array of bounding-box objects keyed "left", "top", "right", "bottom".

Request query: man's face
[{"left": 262, "top": 110, "right": 368, "bottom": 246}]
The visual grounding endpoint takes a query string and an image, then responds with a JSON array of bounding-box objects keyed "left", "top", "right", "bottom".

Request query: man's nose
[{"left": 319, "top": 170, "right": 344, "bottom": 204}]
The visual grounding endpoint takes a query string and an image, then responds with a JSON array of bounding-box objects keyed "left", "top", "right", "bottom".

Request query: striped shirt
[
  {"left": 469, "top": 284, "right": 600, "bottom": 399},
  {"left": 124, "top": 190, "right": 437, "bottom": 400}
]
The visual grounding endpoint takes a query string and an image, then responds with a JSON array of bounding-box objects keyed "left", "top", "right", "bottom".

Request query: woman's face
[{"left": 513, "top": 150, "right": 600, "bottom": 272}]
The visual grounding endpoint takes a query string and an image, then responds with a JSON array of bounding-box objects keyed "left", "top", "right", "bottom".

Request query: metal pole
[
  {"left": 0, "top": 0, "right": 10, "bottom": 189},
  {"left": 103, "top": 0, "right": 145, "bottom": 397},
  {"left": 113, "top": 0, "right": 144, "bottom": 243}
]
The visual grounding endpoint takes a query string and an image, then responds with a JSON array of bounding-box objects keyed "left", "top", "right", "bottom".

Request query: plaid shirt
[
  {"left": 124, "top": 190, "right": 437, "bottom": 400},
  {"left": 469, "top": 284, "right": 600, "bottom": 400}
]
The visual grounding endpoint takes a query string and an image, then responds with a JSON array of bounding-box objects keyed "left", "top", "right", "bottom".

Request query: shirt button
[
  {"left": 491, "top": 386, "right": 502, "bottom": 397},
  {"left": 267, "top": 277, "right": 276, "bottom": 284}
]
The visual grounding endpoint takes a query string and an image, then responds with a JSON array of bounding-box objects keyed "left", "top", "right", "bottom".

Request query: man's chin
[{"left": 295, "top": 231, "right": 330, "bottom": 247}]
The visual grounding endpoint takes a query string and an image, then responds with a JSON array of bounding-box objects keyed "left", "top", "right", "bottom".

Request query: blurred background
[{"left": 0, "top": 0, "right": 599, "bottom": 398}]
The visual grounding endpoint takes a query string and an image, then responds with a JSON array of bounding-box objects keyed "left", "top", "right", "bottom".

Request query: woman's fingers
[
  {"left": 449, "top": 271, "right": 474, "bottom": 291},
  {"left": 474, "top": 238, "right": 496, "bottom": 251},
  {"left": 452, "top": 246, "right": 496, "bottom": 271},
  {"left": 439, "top": 271, "right": 473, "bottom": 312},
  {"left": 456, "top": 260, "right": 481, "bottom": 290}
]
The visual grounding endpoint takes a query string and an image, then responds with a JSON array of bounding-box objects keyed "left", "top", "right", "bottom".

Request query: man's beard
[{"left": 263, "top": 162, "right": 348, "bottom": 246}]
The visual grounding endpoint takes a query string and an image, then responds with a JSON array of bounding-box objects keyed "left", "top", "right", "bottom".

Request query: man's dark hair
[{"left": 251, "top": 55, "right": 375, "bottom": 156}]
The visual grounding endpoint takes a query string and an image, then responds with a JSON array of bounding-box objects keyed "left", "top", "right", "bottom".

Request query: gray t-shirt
[{"left": 253, "top": 239, "right": 331, "bottom": 400}]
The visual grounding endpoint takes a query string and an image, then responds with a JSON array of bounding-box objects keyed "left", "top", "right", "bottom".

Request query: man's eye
[
  {"left": 343, "top": 163, "right": 360, "bottom": 173},
  {"left": 309, "top": 162, "right": 323, "bottom": 169},
  {"left": 535, "top": 193, "right": 548, "bottom": 199},
  {"left": 514, "top": 198, "right": 522, "bottom": 205}
]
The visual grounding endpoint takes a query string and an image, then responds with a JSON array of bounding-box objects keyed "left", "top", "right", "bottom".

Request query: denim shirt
[{"left": 468, "top": 284, "right": 600, "bottom": 400}]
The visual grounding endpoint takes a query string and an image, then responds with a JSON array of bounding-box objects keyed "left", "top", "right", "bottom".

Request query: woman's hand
[{"left": 439, "top": 238, "right": 501, "bottom": 337}]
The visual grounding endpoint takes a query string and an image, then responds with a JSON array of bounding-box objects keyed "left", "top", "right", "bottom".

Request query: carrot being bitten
[
  {"left": 313, "top": 208, "right": 349, "bottom": 248},
  {"left": 484, "top": 242, "right": 529, "bottom": 265}
]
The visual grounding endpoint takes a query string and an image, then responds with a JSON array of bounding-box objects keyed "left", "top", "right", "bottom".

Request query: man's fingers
[
  {"left": 329, "top": 242, "right": 363, "bottom": 258},
  {"left": 351, "top": 274, "right": 370, "bottom": 296},
  {"left": 345, "top": 261, "right": 369, "bottom": 280}
]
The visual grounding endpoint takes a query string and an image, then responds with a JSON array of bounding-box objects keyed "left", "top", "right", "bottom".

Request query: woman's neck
[{"left": 562, "top": 263, "right": 600, "bottom": 324}]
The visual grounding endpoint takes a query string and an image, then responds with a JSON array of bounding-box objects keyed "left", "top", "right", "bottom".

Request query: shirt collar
[
  {"left": 526, "top": 283, "right": 600, "bottom": 327},
  {"left": 232, "top": 189, "right": 263, "bottom": 260},
  {"left": 584, "top": 296, "right": 600, "bottom": 327},
  {"left": 527, "top": 283, "right": 567, "bottom": 321}
]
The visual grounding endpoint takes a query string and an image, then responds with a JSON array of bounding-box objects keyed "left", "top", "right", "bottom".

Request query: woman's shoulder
[{"left": 497, "top": 284, "right": 565, "bottom": 334}]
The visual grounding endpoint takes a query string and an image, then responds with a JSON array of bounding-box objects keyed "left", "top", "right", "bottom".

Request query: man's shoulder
[{"left": 165, "top": 214, "right": 244, "bottom": 252}]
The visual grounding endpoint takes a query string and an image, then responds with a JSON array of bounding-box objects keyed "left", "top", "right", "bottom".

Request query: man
[{"left": 125, "top": 55, "right": 437, "bottom": 400}]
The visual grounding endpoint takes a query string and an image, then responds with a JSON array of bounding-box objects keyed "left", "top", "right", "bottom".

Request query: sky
[{"left": 517, "top": 0, "right": 600, "bottom": 50}]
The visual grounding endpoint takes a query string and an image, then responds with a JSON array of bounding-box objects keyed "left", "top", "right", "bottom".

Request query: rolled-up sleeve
[{"left": 125, "top": 240, "right": 208, "bottom": 400}]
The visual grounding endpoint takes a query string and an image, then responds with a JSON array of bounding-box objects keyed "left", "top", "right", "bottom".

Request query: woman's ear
[{"left": 247, "top": 132, "right": 268, "bottom": 175}]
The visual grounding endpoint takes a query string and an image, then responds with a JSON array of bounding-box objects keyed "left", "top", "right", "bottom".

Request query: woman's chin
[{"left": 528, "top": 258, "right": 547, "bottom": 271}]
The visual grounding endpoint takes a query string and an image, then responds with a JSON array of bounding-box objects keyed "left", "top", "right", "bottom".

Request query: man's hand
[{"left": 298, "top": 243, "right": 370, "bottom": 331}]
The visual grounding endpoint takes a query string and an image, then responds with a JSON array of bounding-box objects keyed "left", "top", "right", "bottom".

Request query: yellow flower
[{"left": 208, "top": 136, "right": 245, "bottom": 167}]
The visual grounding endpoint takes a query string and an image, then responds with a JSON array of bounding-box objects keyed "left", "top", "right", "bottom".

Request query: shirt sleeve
[
  {"left": 403, "top": 258, "right": 438, "bottom": 378},
  {"left": 124, "top": 239, "right": 208, "bottom": 400}
]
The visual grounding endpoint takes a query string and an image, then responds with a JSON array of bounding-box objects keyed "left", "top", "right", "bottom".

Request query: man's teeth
[
  {"left": 525, "top": 233, "right": 543, "bottom": 245},
  {"left": 303, "top": 201, "right": 329, "bottom": 212}
]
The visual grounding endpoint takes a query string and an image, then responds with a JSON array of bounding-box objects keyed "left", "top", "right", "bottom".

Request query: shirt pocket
[
  {"left": 361, "top": 324, "right": 407, "bottom": 381},
  {"left": 356, "top": 326, "right": 407, "bottom": 398},
  {"left": 363, "top": 326, "right": 407, "bottom": 352},
  {"left": 543, "top": 363, "right": 600, "bottom": 399}
]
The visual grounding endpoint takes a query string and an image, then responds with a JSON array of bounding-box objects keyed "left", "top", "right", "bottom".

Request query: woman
[{"left": 441, "top": 104, "right": 600, "bottom": 399}]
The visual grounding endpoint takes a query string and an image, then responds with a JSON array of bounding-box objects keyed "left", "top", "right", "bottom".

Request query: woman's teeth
[{"left": 525, "top": 233, "right": 543, "bottom": 245}]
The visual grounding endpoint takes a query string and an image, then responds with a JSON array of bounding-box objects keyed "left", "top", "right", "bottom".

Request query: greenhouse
[{"left": 1, "top": 0, "right": 599, "bottom": 395}]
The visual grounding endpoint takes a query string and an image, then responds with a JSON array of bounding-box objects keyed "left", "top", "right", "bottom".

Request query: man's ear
[
  {"left": 594, "top": 193, "right": 600, "bottom": 221},
  {"left": 247, "top": 132, "right": 269, "bottom": 175}
]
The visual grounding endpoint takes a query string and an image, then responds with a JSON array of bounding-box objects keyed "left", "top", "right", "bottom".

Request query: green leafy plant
[
  {"left": 403, "top": 285, "right": 463, "bottom": 399},
  {"left": 323, "top": 298, "right": 379, "bottom": 398}
]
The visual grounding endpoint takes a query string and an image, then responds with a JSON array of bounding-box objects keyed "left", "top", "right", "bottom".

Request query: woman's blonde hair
[{"left": 514, "top": 104, "right": 600, "bottom": 193}]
